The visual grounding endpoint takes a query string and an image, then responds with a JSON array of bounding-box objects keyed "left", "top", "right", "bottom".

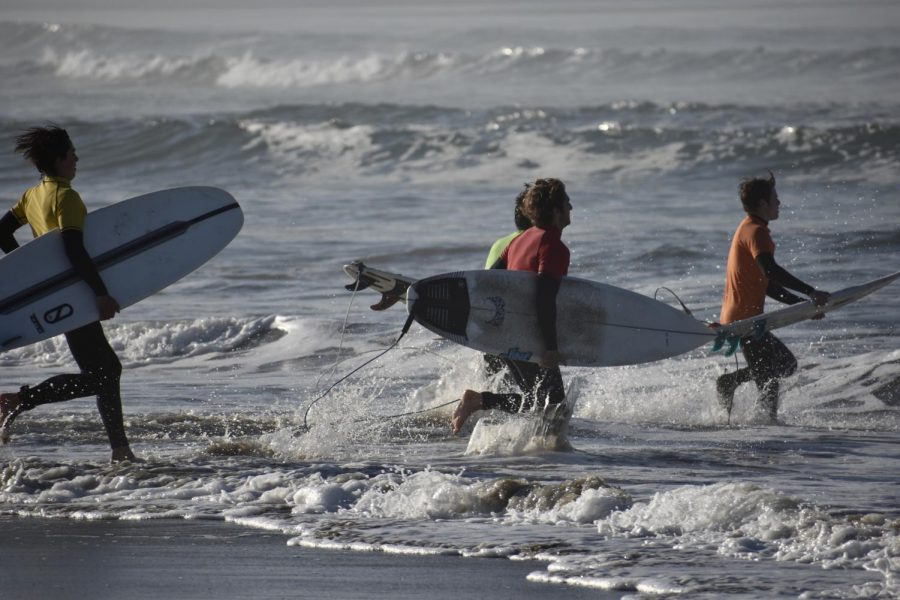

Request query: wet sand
[{"left": 0, "top": 516, "right": 612, "bottom": 600}]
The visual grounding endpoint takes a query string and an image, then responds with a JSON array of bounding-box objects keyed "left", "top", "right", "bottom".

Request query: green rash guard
[{"left": 484, "top": 230, "right": 523, "bottom": 269}]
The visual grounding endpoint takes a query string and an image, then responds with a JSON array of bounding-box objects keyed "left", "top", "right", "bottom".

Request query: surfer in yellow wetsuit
[
  {"left": 0, "top": 125, "right": 137, "bottom": 462},
  {"left": 451, "top": 178, "right": 572, "bottom": 435},
  {"left": 716, "top": 171, "right": 830, "bottom": 423}
]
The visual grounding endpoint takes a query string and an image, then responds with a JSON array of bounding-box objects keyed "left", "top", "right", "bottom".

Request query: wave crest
[{"left": 1, "top": 316, "right": 287, "bottom": 367}]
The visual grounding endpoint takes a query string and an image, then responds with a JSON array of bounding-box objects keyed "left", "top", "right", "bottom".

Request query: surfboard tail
[
  {"left": 344, "top": 261, "right": 375, "bottom": 291},
  {"left": 343, "top": 261, "right": 413, "bottom": 310},
  {"left": 407, "top": 273, "right": 470, "bottom": 345}
]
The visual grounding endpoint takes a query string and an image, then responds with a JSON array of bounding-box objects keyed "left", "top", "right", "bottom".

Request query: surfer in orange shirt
[
  {"left": 0, "top": 125, "right": 136, "bottom": 462},
  {"left": 716, "top": 172, "right": 830, "bottom": 422}
]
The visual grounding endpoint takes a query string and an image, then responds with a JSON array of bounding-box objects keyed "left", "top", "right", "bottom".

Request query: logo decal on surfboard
[
  {"left": 486, "top": 296, "right": 506, "bottom": 327},
  {"left": 44, "top": 303, "right": 74, "bottom": 324},
  {"left": 29, "top": 313, "right": 45, "bottom": 334},
  {"left": 500, "top": 347, "right": 532, "bottom": 361}
]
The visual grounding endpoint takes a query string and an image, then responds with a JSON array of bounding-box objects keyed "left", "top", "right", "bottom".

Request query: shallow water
[{"left": 1, "top": 2, "right": 898, "bottom": 598}]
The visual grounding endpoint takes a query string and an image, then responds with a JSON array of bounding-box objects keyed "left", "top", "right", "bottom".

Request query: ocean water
[{"left": 1, "top": 2, "right": 899, "bottom": 597}]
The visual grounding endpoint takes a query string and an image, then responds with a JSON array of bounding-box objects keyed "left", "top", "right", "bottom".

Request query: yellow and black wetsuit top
[
  {"left": 11, "top": 176, "right": 86, "bottom": 238},
  {"left": 1, "top": 176, "right": 107, "bottom": 297}
]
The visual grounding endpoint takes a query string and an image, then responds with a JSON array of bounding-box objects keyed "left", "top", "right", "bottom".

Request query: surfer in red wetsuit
[
  {"left": 716, "top": 171, "right": 830, "bottom": 423},
  {"left": 451, "top": 178, "right": 572, "bottom": 435},
  {"left": 0, "top": 125, "right": 136, "bottom": 462},
  {"left": 481, "top": 184, "right": 532, "bottom": 379}
]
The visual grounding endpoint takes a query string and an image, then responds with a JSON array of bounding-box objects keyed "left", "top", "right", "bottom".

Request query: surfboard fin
[
  {"left": 345, "top": 273, "right": 376, "bottom": 292},
  {"left": 370, "top": 293, "right": 403, "bottom": 311},
  {"left": 711, "top": 331, "right": 741, "bottom": 356},
  {"left": 344, "top": 261, "right": 411, "bottom": 310},
  {"left": 711, "top": 333, "right": 725, "bottom": 353},
  {"left": 724, "top": 336, "right": 741, "bottom": 357}
]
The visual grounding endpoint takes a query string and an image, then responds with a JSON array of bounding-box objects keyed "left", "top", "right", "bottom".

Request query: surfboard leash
[
  {"left": 297, "top": 304, "right": 418, "bottom": 435},
  {"left": 654, "top": 286, "right": 751, "bottom": 356},
  {"left": 350, "top": 398, "right": 459, "bottom": 427},
  {"left": 312, "top": 271, "right": 364, "bottom": 394},
  {"left": 654, "top": 286, "right": 694, "bottom": 316}
]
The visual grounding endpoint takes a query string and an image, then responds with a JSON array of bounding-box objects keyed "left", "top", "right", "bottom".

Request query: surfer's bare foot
[
  {"left": 450, "top": 390, "right": 482, "bottom": 434},
  {"left": 111, "top": 446, "right": 138, "bottom": 463},
  {"left": 0, "top": 393, "right": 22, "bottom": 444}
]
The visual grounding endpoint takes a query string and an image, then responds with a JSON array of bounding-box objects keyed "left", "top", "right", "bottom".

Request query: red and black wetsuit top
[
  {"left": 500, "top": 226, "right": 569, "bottom": 280},
  {"left": 496, "top": 226, "right": 569, "bottom": 352}
]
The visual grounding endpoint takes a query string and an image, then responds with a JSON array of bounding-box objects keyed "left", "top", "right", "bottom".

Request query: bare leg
[
  {"left": 1, "top": 393, "right": 22, "bottom": 444},
  {"left": 450, "top": 390, "right": 483, "bottom": 434}
]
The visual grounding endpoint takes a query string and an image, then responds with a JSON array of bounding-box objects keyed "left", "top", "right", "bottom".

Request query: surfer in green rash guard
[
  {"left": 0, "top": 125, "right": 137, "bottom": 463},
  {"left": 715, "top": 171, "right": 830, "bottom": 423},
  {"left": 481, "top": 184, "right": 532, "bottom": 379},
  {"left": 484, "top": 184, "right": 532, "bottom": 269},
  {"left": 451, "top": 178, "right": 572, "bottom": 435}
]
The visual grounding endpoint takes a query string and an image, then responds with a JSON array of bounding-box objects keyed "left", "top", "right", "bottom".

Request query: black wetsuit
[{"left": 0, "top": 206, "right": 128, "bottom": 450}]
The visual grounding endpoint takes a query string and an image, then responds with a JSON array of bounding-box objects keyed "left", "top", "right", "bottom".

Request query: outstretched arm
[
  {"left": 61, "top": 229, "right": 120, "bottom": 320},
  {"left": 765, "top": 281, "right": 804, "bottom": 305},
  {"left": 756, "top": 252, "right": 830, "bottom": 306},
  {"left": 536, "top": 274, "right": 561, "bottom": 367}
]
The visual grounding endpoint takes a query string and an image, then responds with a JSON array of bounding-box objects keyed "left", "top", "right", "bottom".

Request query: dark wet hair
[
  {"left": 14, "top": 125, "right": 73, "bottom": 176},
  {"left": 522, "top": 178, "right": 568, "bottom": 228},
  {"left": 514, "top": 184, "right": 532, "bottom": 230},
  {"left": 740, "top": 171, "right": 776, "bottom": 212}
]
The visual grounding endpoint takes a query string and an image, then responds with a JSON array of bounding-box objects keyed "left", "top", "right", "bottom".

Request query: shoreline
[{"left": 0, "top": 515, "right": 612, "bottom": 600}]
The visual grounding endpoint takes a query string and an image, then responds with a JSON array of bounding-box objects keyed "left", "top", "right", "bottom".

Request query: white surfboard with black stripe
[
  {"left": 0, "top": 186, "right": 243, "bottom": 352},
  {"left": 712, "top": 270, "right": 900, "bottom": 352},
  {"left": 403, "top": 269, "right": 900, "bottom": 368},
  {"left": 407, "top": 270, "right": 715, "bottom": 367}
]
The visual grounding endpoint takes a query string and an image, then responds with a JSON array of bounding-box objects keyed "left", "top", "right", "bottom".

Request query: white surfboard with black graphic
[
  {"left": 0, "top": 186, "right": 242, "bottom": 352},
  {"left": 407, "top": 270, "right": 715, "bottom": 367}
]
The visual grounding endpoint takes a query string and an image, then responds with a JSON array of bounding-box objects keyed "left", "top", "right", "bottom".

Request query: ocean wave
[
  {"left": 0, "top": 458, "right": 629, "bottom": 522},
  {"left": 595, "top": 481, "right": 898, "bottom": 591},
  {"left": 2, "top": 102, "right": 898, "bottom": 184},
  {"left": 1, "top": 457, "right": 895, "bottom": 592},
  {"left": 0, "top": 411, "right": 279, "bottom": 445},
  {"left": 823, "top": 229, "right": 900, "bottom": 253},
  {"left": 3, "top": 21, "right": 899, "bottom": 92},
  {"left": 37, "top": 47, "right": 227, "bottom": 82},
  {"left": 0, "top": 316, "right": 287, "bottom": 367},
  {"left": 8, "top": 44, "right": 900, "bottom": 91}
]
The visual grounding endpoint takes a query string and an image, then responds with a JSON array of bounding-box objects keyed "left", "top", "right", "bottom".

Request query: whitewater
[{"left": 1, "top": 2, "right": 898, "bottom": 597}]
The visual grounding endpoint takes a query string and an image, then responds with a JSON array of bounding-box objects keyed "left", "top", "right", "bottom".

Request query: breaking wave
[{"left": 2, "top": 101, "right": 898, "bottom": 185}]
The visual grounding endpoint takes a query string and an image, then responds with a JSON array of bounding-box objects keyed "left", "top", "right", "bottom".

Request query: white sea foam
[
  {"left": 39, "top": 47, "right": 218, "bottom": 81},
  {"left": 238, "top": 119, "right": 376, "bottom": 174},
  {"left": 597, "top": 481, "right": 899, "bottom": 576},
  {"left": 218, "top": 52, "right": 390, "bottom": 88}
]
